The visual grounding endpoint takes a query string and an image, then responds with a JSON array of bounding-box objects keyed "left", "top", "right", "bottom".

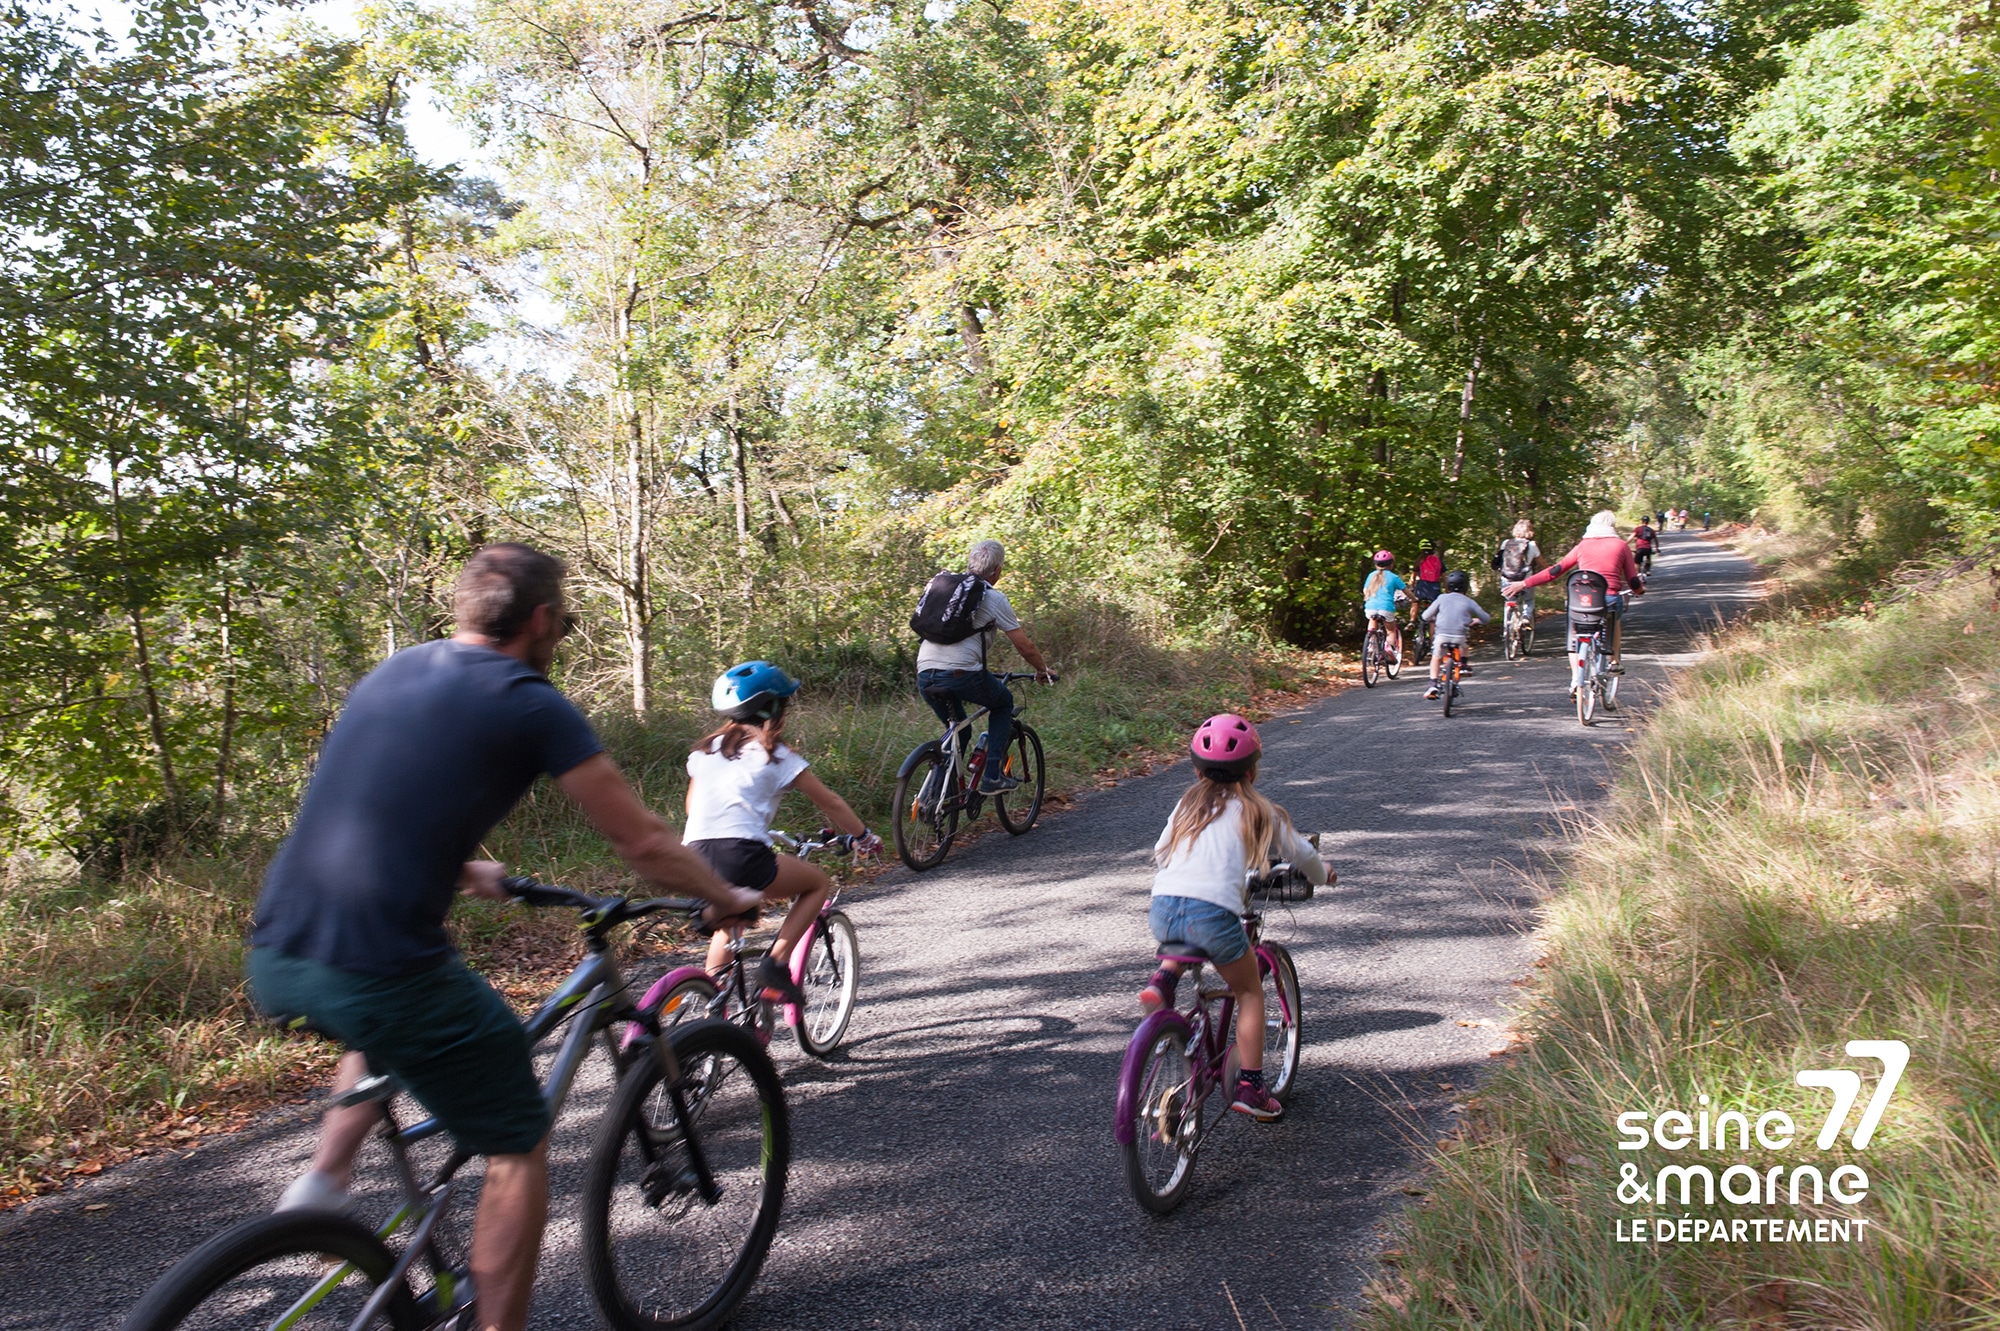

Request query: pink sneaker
[
  {"left": 1230, "top": 1076, "right": 1285, "bottom": 1121},
  {"left": 1138, "top": 968, "right": 1179, "bottom": 1011}
]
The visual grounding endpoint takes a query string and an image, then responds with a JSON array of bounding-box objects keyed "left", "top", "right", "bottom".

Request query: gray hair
[{"left": 968, "top": 539, "right": 1006, "bottom": 580}]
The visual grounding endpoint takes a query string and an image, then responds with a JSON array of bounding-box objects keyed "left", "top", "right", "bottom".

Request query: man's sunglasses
[{"left": 553, "top": 608, "right": 578, "bottom": 639}]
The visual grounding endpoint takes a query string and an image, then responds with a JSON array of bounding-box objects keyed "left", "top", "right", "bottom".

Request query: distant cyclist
[
  {"left": 1422, "top": 571, "right": 1491, "bottom": 700},
  {"left": 1493, "top": 519, "right": 1542, "bottom": 617},
  {"left": 1137, "top": 715, "right": 1326, "bottom": 1121},
  {"left": 244, "top": 544, "right": 762, "bottom": 1331},
  {"left": 1412, "top": 542, "right": 1445, "bottom": 608},
  {"left": 1504, "top": 510, "right": 1644, "bottom": 676},
  {"left": 1361, "top": 550, "right": 1409, "bottom": 664},
  {"left": 1631, "top": 518, "right": 1658, "bottom": 572},
  {"left": 911, "top": 539, "right": 1055, "bottom": 795},
  {"left": 685, "top": 661, "right": 882, "bottom": 998}
]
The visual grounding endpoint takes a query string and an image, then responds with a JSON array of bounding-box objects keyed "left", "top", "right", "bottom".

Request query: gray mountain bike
[
  {"left": 892, "top": 671, "right": 1053, "bottom": 871},
  {"left": 120, "top": 880, "right": 788, "bottom": 1331}
]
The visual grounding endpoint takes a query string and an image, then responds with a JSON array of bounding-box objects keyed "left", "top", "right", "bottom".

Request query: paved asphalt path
[{"left": 0, "top": 536, "right": 1760, "bottom": 1331}]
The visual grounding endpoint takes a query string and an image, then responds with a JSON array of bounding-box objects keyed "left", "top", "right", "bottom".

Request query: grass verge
[
  {"left": 1360, "top": 561, "right": 2000, "bottom": 1327},
  {"left": 2, "top": 605, "right": 1340, "bottom": 1204}
]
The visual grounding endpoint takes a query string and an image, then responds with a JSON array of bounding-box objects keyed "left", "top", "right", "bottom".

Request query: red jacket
[{"left": 1521, "top": 536, "right": 1640, "bottom": 594}]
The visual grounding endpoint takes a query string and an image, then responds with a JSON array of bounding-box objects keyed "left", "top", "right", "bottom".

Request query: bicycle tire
[
  {"left": 1384, "top": 634, "right": 1403, "bottom": 679},
  {"left": 1261, "top": 943, "right": 1304, "bottom": 1103},
  {"left": 1504, "top": 613, "right": 1519, "bottom": 660},
  {"left": 1441, "top": 661, "right": 1456, "bottom": 716},
  {"left": 1361, "top": 632, "right": 1380, "bottom": 687},
  {"left": 1119, "top": 1027, "right": 1200, "bottom": 1215},
  {"left": 655, "top": 974, "right": 721, "bottom": 1033},
  {"left": 121, "top": 1210, "right": 421, "bottom": 1331},
  {"left": 994, "top": 725, "right": 1045, "bottom": 834},
  {"left": 892, "top": 745, "right": 956, "bottom": 871},
  {"left": 795, "top": 910, "right": 859, "bottom": 1057},
  {"left": 1521, "top": 625, "right": 1535, "bottom": 658},
  {"left": 583, "top": 1019, "right": 789, "bottom": 1331}
]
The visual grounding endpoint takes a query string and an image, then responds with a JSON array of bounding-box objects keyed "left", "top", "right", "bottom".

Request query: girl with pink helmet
[{"left": 1139, "top": 713, "right": 1327, "bottom": 1120}]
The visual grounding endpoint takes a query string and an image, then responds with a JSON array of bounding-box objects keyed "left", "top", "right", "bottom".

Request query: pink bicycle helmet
[
  {"left": 1373, "top": 549, "right": 1394, "bottom": 565},
  {"left": 1191, "top": 713, "right": 1261, "bottom": 778}
]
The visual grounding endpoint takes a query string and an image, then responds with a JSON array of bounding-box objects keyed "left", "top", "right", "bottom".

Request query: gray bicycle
[
  {"left": 892, "top": 671, "right": 1052, "bottom": 871},
  {"left": 120, "top": 879, "right": 788, "bottom": 1331}
]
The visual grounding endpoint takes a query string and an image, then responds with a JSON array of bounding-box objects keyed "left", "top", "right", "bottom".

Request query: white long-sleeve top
[{"left": 1151, "top": 797, "right": 1327, "bottom": 914}]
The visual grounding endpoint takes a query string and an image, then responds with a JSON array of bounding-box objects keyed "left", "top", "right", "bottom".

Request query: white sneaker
[{"left": 276, "top": 1171, "right": 358, "bottom": 1216}]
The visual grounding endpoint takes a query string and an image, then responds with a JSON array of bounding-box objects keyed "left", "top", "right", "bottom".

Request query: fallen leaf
[{"left": 83, "top": 1203, "right": 109, "bottom": 1213}]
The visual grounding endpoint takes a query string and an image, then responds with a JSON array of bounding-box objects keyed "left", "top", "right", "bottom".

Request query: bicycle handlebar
[
  {"left": 501, "top": 875, "right": 712, "bottom": 928},
  {"left": 1001, "top": 670, "right": 1059, "bottom": 684}
]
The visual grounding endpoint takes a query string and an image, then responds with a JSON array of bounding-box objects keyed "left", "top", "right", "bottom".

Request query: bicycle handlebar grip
[{"left": 503, "top": 876, "right": 588, "bottom": 910}]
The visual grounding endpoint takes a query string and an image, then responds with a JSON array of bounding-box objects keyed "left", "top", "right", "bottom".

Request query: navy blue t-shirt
[{"left": 251, "top": 639, "right": 604, "bottom": 976}]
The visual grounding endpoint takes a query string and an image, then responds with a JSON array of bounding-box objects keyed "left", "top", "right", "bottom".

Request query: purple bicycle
[
  {"left": 630, "top": 831, "right": 866, "bottom": 1059},
  {"left": 1113, "top": 856, "right": 1319, "bottom": 1214}
]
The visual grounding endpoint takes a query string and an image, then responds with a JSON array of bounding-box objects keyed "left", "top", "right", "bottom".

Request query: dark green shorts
[{"left": 246, "top": 947, "right": 551, "bottom": 1157}]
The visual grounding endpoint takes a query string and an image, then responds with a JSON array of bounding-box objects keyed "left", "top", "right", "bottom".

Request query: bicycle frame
[
  {"left": 1112, "top": 914, "right": 1291, "bottom": 1150},
  {"left": 631, "top": 831, "right": 855, "bottom": 1041},
  {"left": 295, "top": 941, "right": 692, "bottom": 1329},
  {"left": 923, "top": 672, "right": 1038, "bottom": 816}
]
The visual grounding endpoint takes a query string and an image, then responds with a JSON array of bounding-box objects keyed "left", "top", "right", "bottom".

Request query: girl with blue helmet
[{"left": 684, "top": 661, "right": 882, "bottom": 1002}]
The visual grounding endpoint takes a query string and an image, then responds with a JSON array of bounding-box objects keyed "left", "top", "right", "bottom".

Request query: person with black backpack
[
  {"left": 1492, "top": 519, "right": 1543, "bottom": 612},
  {"left": 910, "top": 540, "right": 1055, "bottom": 795}
]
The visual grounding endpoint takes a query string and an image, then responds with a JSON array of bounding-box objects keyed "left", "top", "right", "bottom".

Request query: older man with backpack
[{"left": 910, "top": 540, "right": 1056, "bottom": 795}]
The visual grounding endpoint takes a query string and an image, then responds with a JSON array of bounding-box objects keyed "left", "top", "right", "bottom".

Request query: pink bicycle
[
  {"left": 1113, "top": 855, "right": 1319, "bottom": 1213},
  {"left": 630, "top": 831, "right": 865, "bottom": 1059}
]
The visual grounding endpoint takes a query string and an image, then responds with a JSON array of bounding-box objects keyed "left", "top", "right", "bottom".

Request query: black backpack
[{"left": 909, "top": 572, "right": 989, "bottom": 644}]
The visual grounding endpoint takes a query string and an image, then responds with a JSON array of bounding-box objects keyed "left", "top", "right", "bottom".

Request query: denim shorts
[
  {"left": 1148, "top": 895, "right": 1250, "bottom": 966},
  {"left": 247, "top": 948, "right": 551, "bottom": 1156}
]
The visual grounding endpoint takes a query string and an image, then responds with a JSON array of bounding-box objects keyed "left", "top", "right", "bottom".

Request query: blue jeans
[
  {"left": 1149, "top": 895, "right": 1250, "bottom": 966},
  {"left": 917, "top": 668, "right": 1014, "bottom": 776}
]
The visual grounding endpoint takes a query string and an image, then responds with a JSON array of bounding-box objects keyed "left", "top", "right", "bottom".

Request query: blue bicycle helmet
[{"left": 712, "top": 661, "right": 800, "bottom": 721}]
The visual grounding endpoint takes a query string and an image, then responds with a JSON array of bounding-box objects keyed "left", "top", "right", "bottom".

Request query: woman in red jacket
[{"left": 1502, "top": 511, "right": 1644, "bottom": 673}]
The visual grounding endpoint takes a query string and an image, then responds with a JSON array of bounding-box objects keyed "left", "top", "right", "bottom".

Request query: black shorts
[{"left": 689, "top": 837, "right": 780, "bottom": 892}]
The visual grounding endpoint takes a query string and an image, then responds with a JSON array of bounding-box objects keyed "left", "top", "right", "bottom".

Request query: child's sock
[{"left": 1239, "top": 1067, "right": 1265, "bottom": 1089}]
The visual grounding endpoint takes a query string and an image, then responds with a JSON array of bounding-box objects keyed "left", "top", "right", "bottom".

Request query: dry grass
[{"left": 1362, "top": 563, "right": 2000, "bottom": 1328}]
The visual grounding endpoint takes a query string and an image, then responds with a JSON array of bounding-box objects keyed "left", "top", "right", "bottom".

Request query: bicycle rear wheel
[
  {"left": 795, "top": 911, "right": 859, "bottom": 1057},
  {"left": 1361, "top": 632, "right": 1380, "bottom": 687},
  {"left": 994, "top": 724, "right": 1045, "bottom": 834},
  {"left": 1504, "top": 612, "right": 1520, "bottom": 660},
  {"left": 1260, "top": 944, "right": 1303, "bottom": 1102},
  {"left": 120, "top": 1211, "right": 421, "bottom": 1331},
  {"left": 1119, "top": 1028, "right": 1201, "bottom": 1215},
  {"left": 892, "top": 745, "right": 957, "bottom": 871},
  {"left": 1384, "top": 632, "right": 1403, "bottom": 679},
  {"left": 1441, "top": 661, "right": 1457, "bottom": 716},
  {"left": 584, "top": 1019, "right": 789, "bottom": 1331}
]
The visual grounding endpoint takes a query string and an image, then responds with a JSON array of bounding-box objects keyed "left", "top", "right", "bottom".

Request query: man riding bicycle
[
  {"left": 1503, "top": 510, "right": 1644, "bottom": 678},
  {"left": 1493, "top": 519, "right": 1543, "bottom": 619},
  {"left": 244, "top": 544, "right": 763, "bottom": 1331},
  {"left": 912, "top": 539, "right": 1055, "bottom": 795}
]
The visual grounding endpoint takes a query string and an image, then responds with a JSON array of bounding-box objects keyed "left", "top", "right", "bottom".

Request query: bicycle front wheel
[
  {"left": 994, "top": 725, "right": 1045, "bottom": 834},
  {"left": 120, "top": 1211, "right": 421, "bottom": 1331},
  {"left": 1261, "top": 943, "right": 1304, "bottom": 1102},
  {"left": 795, "top": 910, "right": 859, "bottom": 1057},
  {"left": 1384, "top": 635, "right": 1403, "bottom": 679},
  {"left": 584, "top": 1019, "right": 789, "bottom": 1331},
  {"left": 1120, "top": 1028, "right": 1201, "bottom": 1215},
  {"left": 892, "top": 745, "right": 957, "bottom": 871}
]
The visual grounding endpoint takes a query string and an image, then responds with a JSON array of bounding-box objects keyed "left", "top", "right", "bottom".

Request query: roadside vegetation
[
  {"left": 1362, "top": 556, "right": 2000, "bottom": 1328},
  {"left": 0, "top": 614, "right": 1334, "bottom": 1203}
]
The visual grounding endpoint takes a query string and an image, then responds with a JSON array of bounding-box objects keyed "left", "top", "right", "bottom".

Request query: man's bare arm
[
  {"left": 556, "top": 754, "right": 761, "bottom": 915},
  {"left": 1003, "top": 627, "right": 1054, "bottom": 680}
]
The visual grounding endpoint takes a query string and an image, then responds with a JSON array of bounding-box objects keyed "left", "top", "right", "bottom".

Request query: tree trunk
[
  {"left": 213, "top": 573, "right": 235, "bottom": 836},
  {"left": 1452, "top": 340, "right": 1482, "bottom": 483},
  {"left": 1370, "top": 367, "right": 1390, "bottom": 466},
  {"left": 615, "top": 273, "right": 651, "bottom": 716},
  {"left": 958, "top": 302, "right": 994, "bottom": 402},
  {"left": 108, "top": 465, "right": 180, "bottom": 805}
]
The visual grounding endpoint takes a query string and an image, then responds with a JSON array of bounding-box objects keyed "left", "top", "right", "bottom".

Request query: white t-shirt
[
  {"left": 684, "top": 738, "right": 809, "bottom": 844},
  {"left": 915, "top": 584, "right": 1021, "bottom": 673},
  {"left": 1151, "top": 797, "right": 1326, "bottom": 914}
]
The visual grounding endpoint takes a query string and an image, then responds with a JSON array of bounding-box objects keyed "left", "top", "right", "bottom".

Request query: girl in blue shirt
[{"left": 1362, "top": 551, "right": 1409, "bottom": 664}]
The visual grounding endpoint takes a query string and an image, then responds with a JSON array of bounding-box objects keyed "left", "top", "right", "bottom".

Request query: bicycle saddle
[{"left": 1155, "top": 947, "right": 1214, "bottom": 966}]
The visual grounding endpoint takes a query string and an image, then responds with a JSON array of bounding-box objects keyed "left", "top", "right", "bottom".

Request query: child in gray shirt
[{"left": 1422, "top": 572, "right": 1491, "bottom": 699}]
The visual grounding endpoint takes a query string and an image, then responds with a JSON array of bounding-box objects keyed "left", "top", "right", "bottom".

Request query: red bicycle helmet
[
  {"left": 1190, "top": 713, "right": 1261, "bottom": 779},
  {"left": 1373, "top": 550, "right": 1394, "bottom": 566}
]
